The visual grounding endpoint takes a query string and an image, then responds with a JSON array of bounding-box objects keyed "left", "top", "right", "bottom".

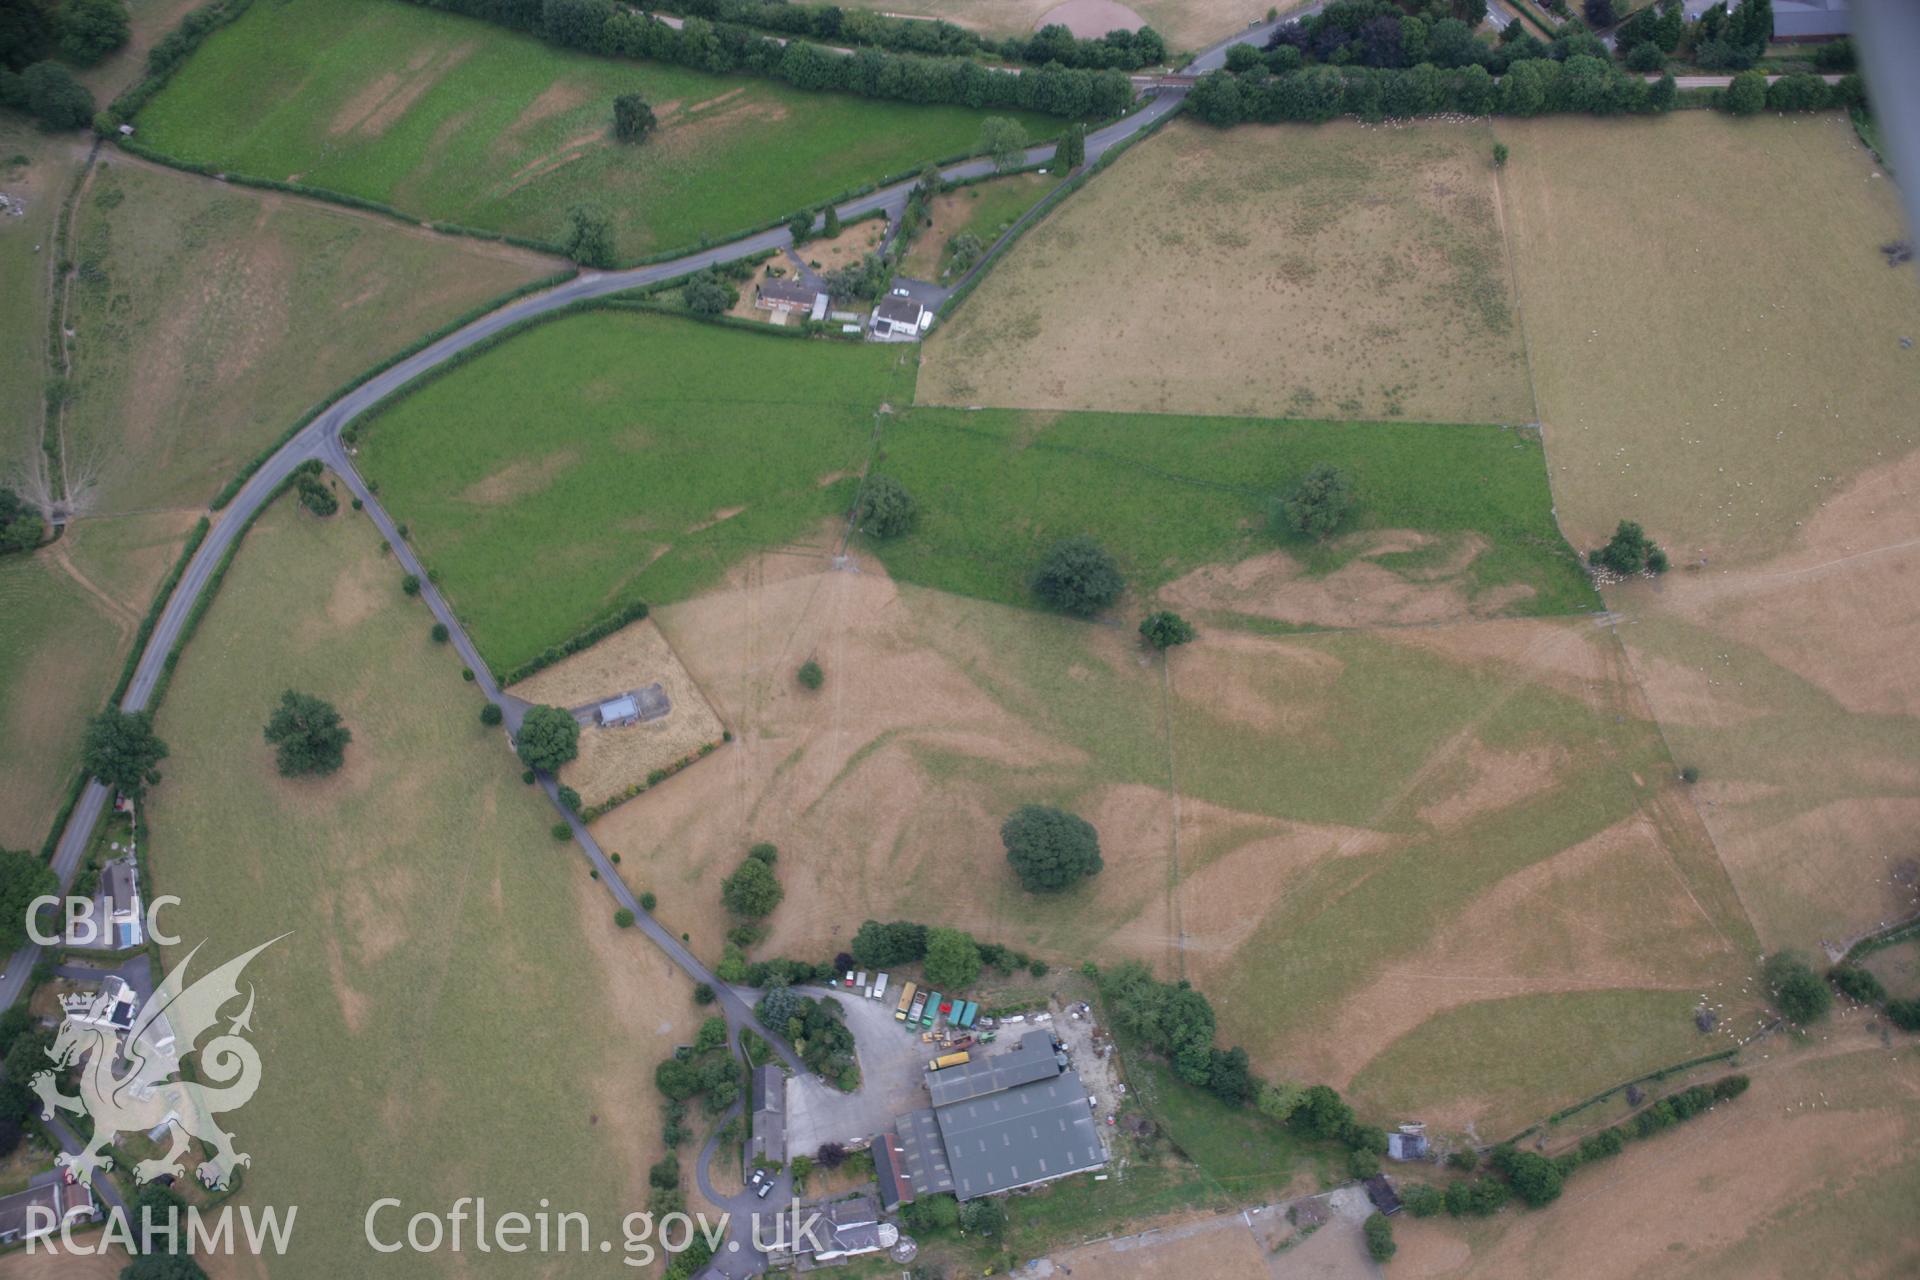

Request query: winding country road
[{"left": 6, "top": 0, "right": 1305, "bottom": 1019}]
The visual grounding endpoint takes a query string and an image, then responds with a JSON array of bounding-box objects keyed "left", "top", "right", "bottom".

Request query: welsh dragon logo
[{"left": 33, "top": 937, "right": 284, "bottom": 1189}]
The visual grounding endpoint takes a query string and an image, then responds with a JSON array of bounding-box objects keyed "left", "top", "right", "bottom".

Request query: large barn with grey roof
[{"left": 873, "top": 1029, "right": 1107, "bottom": 1207}]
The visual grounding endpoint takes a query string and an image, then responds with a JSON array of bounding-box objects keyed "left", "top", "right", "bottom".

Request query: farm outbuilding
[{"left": 596, "top": 694, "right": 639, "bottom": 726}]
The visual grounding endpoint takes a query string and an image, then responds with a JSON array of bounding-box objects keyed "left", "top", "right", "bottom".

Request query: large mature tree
[
  {"left": 0, "top": 488, "right": 44, "bottom": 554},
  {"left": 560, "top": 204, "right": 616, "bottom": 268},
  {"left": 921, "top": 926, "right": 982, "bottom": 989},
  {"left": 1764, "top": 950, "right": 1831, "bottom": 1025},
  {"left": 1030, "top": 536, "right": 1123, "bottom": 617},
  {"left": 853, "top": 474, "right": 916, "bottom": 538},
  {"left": 262, "top": 690, "right": 351, "bottom": 777},
  {"left": 0, "top": 849, "right": 56, "bottom": 953},
  {"left": 57, "top": 0, "right": 129, "bottom": 64},
  {"left": 20, "top": 61, "right": 93, "bottom": 130},
  {"left": 1058, "top": 122, "right": 1086, "bottom": 168},
  {"left": 1272, "top": 463, "right": 1355, "bottom": 541},
  {"left": 1139, "top": 611, "right": 1194, "bottom": 651},
  {"left": 612, "top": 92, "right": 656, "bottom": 142},
  {"left": 81, "top": 708, "right": 168, "bottom": 801},
  {"left": 979, "top": 115, "right": 1028, "bottom": 172},
  {"left": 721, "top": 854, "right": 784, "bottom": 918},
  {"left": 515, "top": 704, "right": 581, "bottom": 773},
  {"left": 1589, "top": 519, "right": 1668, "bottom": 574},
  {"left": 1001, "top": 804, "right": 1102, "bottom": 892}
]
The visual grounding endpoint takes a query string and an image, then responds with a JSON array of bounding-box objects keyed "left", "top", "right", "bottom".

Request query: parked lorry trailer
[
  {"left": 929, "top": 1051, "right": 971, "bottom": 1071},
  {"left": 895, "top": 981, "right": 917, "bottom": 1021},
  {"left": 907, "top": 990, "right": 928, "bottom": 1024},
  {"left": 922, "top": 993, "right": 941, "bottom": 1029},
  {"left": 958, "top": 1000, "right": 978, "bottom": 1029}
]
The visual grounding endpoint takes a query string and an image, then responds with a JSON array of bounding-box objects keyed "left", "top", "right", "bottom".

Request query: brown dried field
[
  {"left": 506, "top": 618, "right": 727, "bottom": 810},
  {"left": 64, "top": 154, "right": 558, "bottom": 515},
  {"left": 918, "top": 118, "right": 1533, "bottom": 425},
  {"left": 590, "top": 537, "right": 1753, "bottom": 1135},
  {"left": 1605, "top": 442, "right": 1920, "bottom": 953},
  {"left": 1392, "top": 1035, "right": 1920, "bottom": 1280},
  {"left": 1497, "top": 112, "right": 1920, "bottom": 568}
]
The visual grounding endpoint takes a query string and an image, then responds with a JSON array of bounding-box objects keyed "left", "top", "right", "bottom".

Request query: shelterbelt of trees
[{"left": 403, "top": 0, "right": 1135, "bottom": 118}]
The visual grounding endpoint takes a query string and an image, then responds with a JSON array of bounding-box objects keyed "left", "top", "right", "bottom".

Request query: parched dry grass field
[
  {"left": 145, "top": 498, "right": 700, "bottom": 1277},
  {"left": 1499, "top": 113, "right": 1920, "bottom": 954},
  {"left": 506, "top": 618, "right": 726, "bottom": 810},
  {"left": 1393, "top": 1034, "right": 1920, "bottom": 1280},
  {"left": 65, "top": 155, "right": 557, "bottom": 515},
  {"left": 918, "top": 117, "right": 1534, "bottom": 425},
  {"left": 1497, "top": 112, "right": 1919, "bottom": 567},
  {"left": 595, "top": 534, "right": 1755, "bottom": 1137}
]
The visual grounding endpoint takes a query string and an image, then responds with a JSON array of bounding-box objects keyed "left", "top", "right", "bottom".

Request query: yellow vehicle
[
  {"left": 929, "top": 1051, "right": 971, "bottom": 1071},
  {"left": 894, "top": 981, "right": 917, "bottom": 1021}
]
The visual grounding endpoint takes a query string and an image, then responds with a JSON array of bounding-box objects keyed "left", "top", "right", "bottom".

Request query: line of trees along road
[{"left": 400, "top": 0, "right": 1133, "bottom": 118}]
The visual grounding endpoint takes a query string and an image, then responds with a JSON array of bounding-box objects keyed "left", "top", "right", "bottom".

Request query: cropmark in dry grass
[
  {"left": 1499, "top": 113, "right": 1920, "bottom": 953},
  {"left": 592, "top": 540, "right": 1754, "bottom": 1138}
]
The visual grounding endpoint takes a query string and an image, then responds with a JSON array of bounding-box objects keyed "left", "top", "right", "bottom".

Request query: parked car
[
  {"left": 756, "top": 1180, "right": 775, "bottom": 1199},
  {"left": 749, "top": 1168, "right": 767, "bottom": 1188}
]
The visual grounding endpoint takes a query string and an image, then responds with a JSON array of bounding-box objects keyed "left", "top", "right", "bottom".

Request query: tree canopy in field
[
  {"left": 1030, "top": 536, "right": 1122, "bottom": 617},
  {"left": 854, "top": 474, "right": 917, "bottom": 538},
  {"left": 722, "top": 853, "right": 784, "bottom": 918},
  {"left": 1001, "top": 804, "right": 1102, "bottom": 892},
  {"left": 515, "top": 704, "right": 581, "bottom": 773},
  {"left": 1589, "top": 519, "right": 1668, "bottom": 575},
  {"left": 561, "top": 204, "right": 616, "bottom": 268},
  {"left": 1272, "top": 463, "right": 1355, "bottom": 541},
  {"left": 82, "top": 709, "right": 169, "bottom": 801},
  {"left": 262, "top": 690, "right": 352, "bottom": 777},
  {"left": 612, "top": 92, "right": 656, "bottom": 142},
  {"left": 1139, "top": 610, "right": 1194, "bottom": 650},
  {"left": 1764, "top": 951, "right": 1831, "bottom": 1025}
]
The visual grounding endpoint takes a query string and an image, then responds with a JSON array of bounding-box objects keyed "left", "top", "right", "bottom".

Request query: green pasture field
[
  {"left": 145, "top": 496, "right": 699, "bottom": 1277},
  {"left": 357, "top": 309, "right": 912, "bottom": 673},
  {"left": 1346, "top": 988, "right": 1712, "bottom": 1140},
  {"left": 64, "top": 156, "right": 554, "bottom": 515},
  {"left": 132, "top": 0, "right": 1053, "bottom": 257},
  {"left": 871, "top": 407, "right": 1598, "bottom": 616}
]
